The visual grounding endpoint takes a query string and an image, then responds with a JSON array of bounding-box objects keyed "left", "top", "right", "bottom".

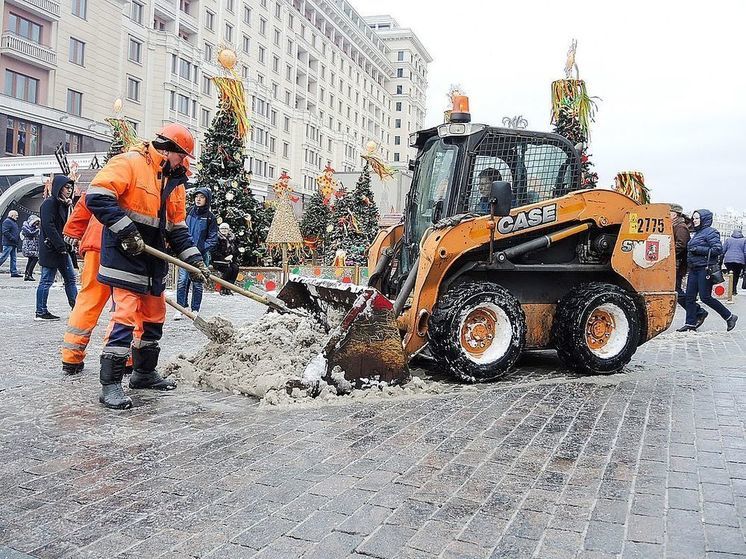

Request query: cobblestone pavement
[{"left": 1, "top": 270, "right": 745, "bottom": 559}]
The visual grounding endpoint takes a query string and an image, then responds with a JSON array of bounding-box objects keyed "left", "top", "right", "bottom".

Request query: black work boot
[
  {"left": 99, "top": 354, "right": 133, "bottom": 410},
  {"left": 62, "top": 362, "right": 84, "bottom": 375},
  {"left": 129, "top": 346, "right": 176, "bottom": 390}
]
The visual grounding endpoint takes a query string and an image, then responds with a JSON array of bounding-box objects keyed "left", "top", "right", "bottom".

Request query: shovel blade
[{"left": 277, "top": 276, "right": 409, "bottom": 385}]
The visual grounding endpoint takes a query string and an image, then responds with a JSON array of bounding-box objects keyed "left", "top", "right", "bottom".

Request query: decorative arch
[{"left": 0, "top": 177, "right": 46, "bottom": 219}]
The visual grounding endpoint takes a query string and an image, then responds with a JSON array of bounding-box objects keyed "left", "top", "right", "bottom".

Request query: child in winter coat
[{"left": 21, "top": 214, "right": 40, "bottom": 280}]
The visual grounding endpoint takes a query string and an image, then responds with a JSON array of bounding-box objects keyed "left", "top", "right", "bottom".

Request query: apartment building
[{"left": 0, "top": 0, "right": 430, "bottom": 202}]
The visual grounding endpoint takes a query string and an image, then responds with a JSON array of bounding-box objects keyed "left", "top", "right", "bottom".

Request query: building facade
[{"left": 0, "top": 0, "right": 431, "bottom": 202}]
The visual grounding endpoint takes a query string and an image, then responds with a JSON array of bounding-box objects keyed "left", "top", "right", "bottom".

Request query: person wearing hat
[
  {"left": 212, "top": 221, "right": 240, "bottom": 294},
  {"left": 670, "top": 203, "right": 696, "bottom": 314},
  {"left": 86, "top": 123, "right": 211, "bottom": 409}
]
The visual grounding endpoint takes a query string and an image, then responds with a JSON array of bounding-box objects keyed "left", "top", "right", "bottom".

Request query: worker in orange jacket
[
  {"left": 60, "top": 195, "right": 110, "bottom": 375},
  {"left": 86, "top": 124, "right": 210, "bottom": 409}
]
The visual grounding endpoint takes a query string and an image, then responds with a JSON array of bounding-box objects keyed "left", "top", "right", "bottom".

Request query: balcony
[
  {"left": 154, "top": 0, "right": 177, "bottom": 21},
  {"left": 178, "top": 10, "right": 199, "bottom": 34},
  {"left": 6, "top": 0, "right": 60, "bottom": 20},
  {"left": 1, "top": 32, "right": 56, "bottom": 69}
]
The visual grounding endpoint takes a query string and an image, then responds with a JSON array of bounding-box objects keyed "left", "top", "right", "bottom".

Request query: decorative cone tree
[
  {"left": 196, "top": 47, "right": 271, "bottom": 265},
  {"left": 266, "top": 172, "right": 303, "bottom": 270},
  {"left": 300, "top": 190, "right": 330, "bottom": 251},
  {"left": 103, "top": 117, "right": 138, "bottom": 163}
]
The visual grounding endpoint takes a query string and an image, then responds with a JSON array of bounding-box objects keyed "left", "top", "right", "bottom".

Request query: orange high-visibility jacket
[
  {"left": 86, "top": 143, "right": 199, "bottom": 295},
  {"left": 63, "top": 193, "right": 103, "bottom": 255}
]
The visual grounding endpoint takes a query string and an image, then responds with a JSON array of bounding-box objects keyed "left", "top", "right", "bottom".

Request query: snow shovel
[
  {"left": 142, "top": 244, "right": 299, "bottom": 315},
  {"left": 165, "top": 297, "right": 234, "bottom": 343},
  {"left": 276, "top": 276, "right": 409, "bottom": 386}
]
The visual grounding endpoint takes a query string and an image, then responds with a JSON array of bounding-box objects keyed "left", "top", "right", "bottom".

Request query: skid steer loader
[{"left": 278, "top": 99, "right": 677, "bottom": 384}]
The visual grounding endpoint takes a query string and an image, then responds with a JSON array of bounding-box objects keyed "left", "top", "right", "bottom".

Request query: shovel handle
[
  {"left": 142, "top": 244, "right": 287, "bottom": 312},
  {"left": 165, "top": 296, "right": 195, "bottom": 320}
]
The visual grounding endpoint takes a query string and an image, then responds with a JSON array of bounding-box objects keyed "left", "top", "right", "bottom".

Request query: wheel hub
[
  {"left": 461, "top": 308, "right": 497, "bottom": 355},
  {"left": 585, "top": 309, "right": 615, "bottom": 350}
]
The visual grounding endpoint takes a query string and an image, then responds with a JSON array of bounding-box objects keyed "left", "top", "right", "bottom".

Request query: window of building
[
  {"left": 396, "top": 68, "right": 404, "bottom": 78},
  {"left": 394, "top": 135, "right": 401, "bottom": 145},
  {"left": 395, "top": 118, "right": 401, "bottom": 128},
  {"left": 282, "top": 142, "right": 289, "bottom": 157},
  {"left": 270, "top": 109, "right": 277, "bottom": 125},
  {"left": 66, "top": 89, "right": 83, "bottom": 115},
  {"left": 260, "top": 0, "right": 267, "bottom": 8},
  {"left": 205, "top": 9, "right": 214, "bottom": 30},
  {"left": 393, "top": 152, "right": 400, "bottom": 162},
  {"left": 153, "top": 17, "right": 165, "bottom": 31},
  {"left": 243, "top": 4, "right": 251, "bottom": 24},
  {"left": 397, "top": 50, "right": 404, "bottom": 62},
  {"left": 65, "top": 132, "right": 82, "bottom": 154},
  {"left": 179, "top": 0, "right": 191, "bottom": 14},
  {"left": 273, "top": 28, "right": 281, "bottom": 46},
  {"left": 269, "top": 137, "right": 275, "bottom": 153},
  {"left": 5, "top": 118, "right": 40, "bottom": 156},
  {"left": 286, "top": 39, "right": 293, "bottom": 56},
  {"left": 395, "top": 101, "right": 402, "bottom": 111},
  {"left": 224, "top": 22, "right": 233, "bottom": 42},
  {"left": 283, "top": 115, "right": 290, "bottom": 132},
  {"left": 128, "top": 37, "right": 142, "bottom": 63},
  {"left": 396, "top": 85, "right": 403, "bottom": 95},
  {"left": 285, "top": 64, "right": 291, "bottom": 81},
  {"left": 226, "top": 0, "right": 234, "bottom": 12},
  {"left": 271, "top": 83, "right": 278, "bottom": 99},
  {"left": 130, "top": 1, "right": 144, "bottom": 24},
  {"left": 69, "top": 37, "right": 85, "bottom": 65},
  {"left": 284, "top": 90, "right": 291, "bottom": 104},
  {"left": 4, "top": 70, "right": 38, "bottom": 103},
  {"left": 258, "top": 46, "right": 265, "bottom": 64},
  {"left": 72, "top": 0, "right": 87, "bottom": 19},
  {"left": 275, "top": 2, "right": 281, "bottom": 18},
  {"left": 126, "top": 77, "right": 140, "bottom": 102},
  {"left": 176, "top": 93, "right": 190, "bottom": 115},
  {"left": 241, "top": 65, "right": 249, "bottom": 78},
  {"left": 8, "top": 12, "right": 42, "bottom": 43},
  {"left": 287, "top": 13, "right": 293, "bottom": 30},
  {"left": 242, "top": 35, "right": 250, "bottom": 53},
  {"left": 257, "top": 72, "right": 264, "bottom": 85},
  {"left": 204, "top": 42, "right": 214, "bottom": 62},
  {"left": 200, "top": 107, "right": 211, "bottom": 127},
  {"left": 259, "top": 17, "right": 267, "bottom": 36},
  {"left": 201, "top": 74, "right": 212, "bottom": 95},
  {"left": 272, "top": 55, "right": 279, "bottom": 73}
]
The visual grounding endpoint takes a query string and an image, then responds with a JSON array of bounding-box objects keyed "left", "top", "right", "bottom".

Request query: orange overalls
[{"left": 61, "top": 195, "right": 110, "bottom": 366}]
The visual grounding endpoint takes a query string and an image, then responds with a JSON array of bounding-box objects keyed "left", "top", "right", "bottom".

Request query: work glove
[
  {"left": 63, "top": 236, "right": 80, "bottom": 249},
  {"left": 121, "top": 232, "right": 145, "bottom": 256},
  {"left": 189, "top": 260, "right": 211, "bottom": 283}
]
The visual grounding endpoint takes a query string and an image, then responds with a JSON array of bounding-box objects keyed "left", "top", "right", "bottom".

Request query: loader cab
[{"left": 402, "top": 123, "right": 583, "bottom": 278}]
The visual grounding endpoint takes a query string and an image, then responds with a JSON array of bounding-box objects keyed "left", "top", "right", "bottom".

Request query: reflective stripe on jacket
[{"left": 86, "top": 143, "right": 199, "bottom": 295}]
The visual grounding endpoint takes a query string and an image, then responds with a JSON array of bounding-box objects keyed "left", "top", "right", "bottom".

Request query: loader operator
[
  {"left": 86, "top": 123, "right": 211, "bottom": 410},
  {"left": 476, "top": 167, "right": 503, "bottom": 214}
]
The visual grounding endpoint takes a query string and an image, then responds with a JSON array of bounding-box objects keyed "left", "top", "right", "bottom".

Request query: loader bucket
[{"left": 277, "top": 276, "right": 409, "bottom": 385}]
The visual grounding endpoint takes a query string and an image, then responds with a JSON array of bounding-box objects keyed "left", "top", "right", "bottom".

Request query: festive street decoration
[
  {"left": 551, "top": 40, "right": 599, "bottom": 189},
  {"left": 614, "top": 171, "right": 651, "bottom": 205},
  {"left": 266, "top": 173, "right": 304, "bottom": 270},
  {"left": 323, "top": 164, "right": 381, "bottom": 266},
  {"left": 360, "top": 141, "right": 395, "bottom": 181},
  {"left": 444, "top": 84, "right": 465, "bottom": 123},
  {"left": 212, "top": 47, "right": 250, "bottom": 139},
  {"left": 103, "top": 117, "right": 139, "bottom": 164},
  {"left": 315, "top": 164, "right": 340, "bottom": 206},
  {"left": 196, "top": 79, "right": 270, "bottom": 265}
]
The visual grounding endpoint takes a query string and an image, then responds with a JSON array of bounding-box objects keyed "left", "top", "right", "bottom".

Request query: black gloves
[{"left": 121, "top": 232, "right": 145, "bottom": 256}]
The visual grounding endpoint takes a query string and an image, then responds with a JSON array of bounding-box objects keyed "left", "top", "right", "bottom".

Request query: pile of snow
[{"left": 163, "top": 311, "right": 449, "bottom": 406}]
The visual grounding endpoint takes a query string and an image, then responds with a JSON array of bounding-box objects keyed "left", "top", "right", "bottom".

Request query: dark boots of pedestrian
[
  {"left": 62, "top": 362, "right": 84, "bottom": 375},
  {"left": 129, "top": 345, "right": 176, "bottom": 390},
  {"left": 726, "top": 314, "right": 738, "bottom": 332},
  {"left": 99, "top": 354, "right": 132, "bottom": 409}
]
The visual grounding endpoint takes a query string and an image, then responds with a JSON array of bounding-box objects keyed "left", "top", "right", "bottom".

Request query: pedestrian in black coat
[
  {"left": 0, "top": 209, "right": 22, "bottom": 276},
  {"left": 35, "top": 176, "right": 78, "bottom": 320}
]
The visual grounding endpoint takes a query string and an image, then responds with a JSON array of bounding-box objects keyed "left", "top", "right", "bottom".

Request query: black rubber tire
[
  {"left": 552, "top": 283, "right": 642, "bottom": 374},
  {"left": 429, "top": 280, "right": 526, "bottom": 383}
]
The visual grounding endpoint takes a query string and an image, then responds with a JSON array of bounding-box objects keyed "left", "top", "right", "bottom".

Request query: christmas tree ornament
[
  {"left": 231, "top": 180, "right": 238, "bottom": 187},
  {"left": 225, "top": 191, "right": 235, "bottom": 201}
]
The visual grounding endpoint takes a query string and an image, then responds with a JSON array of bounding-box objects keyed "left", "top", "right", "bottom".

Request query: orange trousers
[
  {"left": 61, "top": 251, "right": 111, "bottom": 365},
  {"left": 102, "top": 288, "right": 166, "bottom": 356}
]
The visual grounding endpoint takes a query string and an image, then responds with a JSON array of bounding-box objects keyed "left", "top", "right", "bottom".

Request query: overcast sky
[{"left": 355, "top": 0, "right": 746, "bottom": 214}]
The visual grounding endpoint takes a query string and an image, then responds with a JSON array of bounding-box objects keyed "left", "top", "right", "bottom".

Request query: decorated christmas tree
[
  {"left": 300, "top": 165, "right": 336, "bottom": 256},
  {"left": 550, "top": 40, "right": 599, "bottom": 189},
  {"left": 323, "top": 163, "right": 381, "bottom": 266},
  {"left": 195, "top": 48, "right": 270, "bottom": 265}
]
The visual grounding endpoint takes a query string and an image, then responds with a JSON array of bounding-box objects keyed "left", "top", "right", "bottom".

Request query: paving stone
[
  {"left": 300, "top": 532, "right": 363, "bottom": 559},
  {"left": 336, "top": 505, "right": 392, "bottom": 536},
  {"left": 286, "top": 510, "right": 347, "bottom": 542},
  {"left": 354, "top": 524, "right": 416, "bottom": 559},
  {"left": 584, "top": 521, "right": 626, "bottom": 553},
  {"left": 627, "top": 514, "right": 664, "bottom": 544}
]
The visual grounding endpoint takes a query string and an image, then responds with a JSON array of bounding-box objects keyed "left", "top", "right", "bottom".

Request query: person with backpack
[
  {"left": 21, "top": 214, "right": 41, "bottom": 281},
  {"left": 174, "top": 187, "right": 217, "bottom": 319}
]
